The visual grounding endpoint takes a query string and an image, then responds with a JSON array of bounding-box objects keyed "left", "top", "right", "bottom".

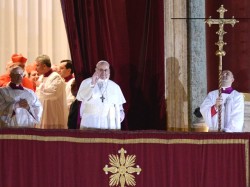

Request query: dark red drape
[
  {"left": 0, "top": 128, "right": 248, "bottom": 187},
  {"left": 60, "top": 0, "right": 166, "bottom": 130},
  {"left": 206, "top": 1, "right": 250, "bottom": 92}
]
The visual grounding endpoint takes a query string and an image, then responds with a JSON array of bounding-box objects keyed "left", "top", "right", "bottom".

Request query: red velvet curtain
[
  {"left": 206, "top": 1, "right": 250, "bottom": 92},
  {"left": 60, "top": 0, "right": 166, "bottom": 130},
  {"left": 0, "top": 128, "right": 248, "bottom": 187}
]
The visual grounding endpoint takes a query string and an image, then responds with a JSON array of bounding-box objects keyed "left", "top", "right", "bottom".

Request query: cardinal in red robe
[{"left": 0, "top": 54, "right": 34, "bottom": 91}]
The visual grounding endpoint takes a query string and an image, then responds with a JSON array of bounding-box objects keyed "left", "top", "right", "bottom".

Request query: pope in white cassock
[
  {"left": 200, "top": 70, "right": 244, "bottom": 132},
  {"left": 0, "top": 66, "right": 42, "bottom": 127},
  {"left": 76, "top": 60, "right": 126, "bottom": 129}
]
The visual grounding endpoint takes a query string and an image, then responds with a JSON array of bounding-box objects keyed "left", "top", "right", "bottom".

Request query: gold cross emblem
[
  {"left": 103, "top": 148, "right": 142, "bottom": 187},
  {"left": 205, "top": 5, "right": 239, "bottom": 53}
]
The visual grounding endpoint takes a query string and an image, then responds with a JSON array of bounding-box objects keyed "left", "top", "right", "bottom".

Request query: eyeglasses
[{"left": 97, "top": 68, "right": 110, "bottom": 73}]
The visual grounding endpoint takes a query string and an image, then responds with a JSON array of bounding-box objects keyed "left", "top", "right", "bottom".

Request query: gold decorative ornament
[
  {"left": 205, "top": 5, "right": 239, "bottom": 131},
  {"left": 103, "top": 148, "right": 142, "bottom": 187}
]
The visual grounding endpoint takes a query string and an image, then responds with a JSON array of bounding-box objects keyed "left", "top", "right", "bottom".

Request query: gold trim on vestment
[{"left": 0, "top": 134, "right": 248, "bottom": 186}]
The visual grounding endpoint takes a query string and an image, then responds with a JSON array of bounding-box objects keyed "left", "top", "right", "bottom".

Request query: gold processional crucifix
[{"left": 205, "top": 5, "right": 239, "bottom": 132}]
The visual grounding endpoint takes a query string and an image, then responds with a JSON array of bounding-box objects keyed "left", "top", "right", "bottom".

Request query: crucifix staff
[{"left": 205, "top": 5, "right": 239, "bottom": 132}]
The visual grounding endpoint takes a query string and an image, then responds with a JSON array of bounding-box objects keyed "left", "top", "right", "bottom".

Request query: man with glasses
[
  {"left": 0, "top": 66, "right": 42, "bottom": 127},
  {"left": 76, "top": 60, "right": 126, "bottom": 130}
]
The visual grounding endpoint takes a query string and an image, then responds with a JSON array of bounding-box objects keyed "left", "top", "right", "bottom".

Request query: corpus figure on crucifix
[
  {"left": 76, "top": 60, "right": 126, "bottom": 130},
  {"left": 200, "top": 5, "right": 244, "bottom": 132}
]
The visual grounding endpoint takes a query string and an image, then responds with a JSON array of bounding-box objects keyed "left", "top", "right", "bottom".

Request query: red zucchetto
[{"left": 11, "top": 53, "right": 27, "bottom": 64}]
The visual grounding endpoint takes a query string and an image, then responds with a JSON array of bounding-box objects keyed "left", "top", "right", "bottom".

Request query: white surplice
[
  {"left": 36, "top": 72, "right": 68, "bottom": 129},
  {"left": 76, "top": 78, "right": 126, "bottom": 129},
  {"left": 200, "top": 90, "right": 244, "bottom": 132},
  {"left": 0, "top": 86, "right": 42, "bottom": 127}
]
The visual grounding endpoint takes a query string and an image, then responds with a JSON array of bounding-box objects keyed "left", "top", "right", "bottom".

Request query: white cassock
[
  {"left": 200, "top": 90, "right": 244, "bottom": 132},
  {"left": 65, "top": 78, "right": 75, "bottom": 109},
  {"left": 0, "top": 86, "right": 42, "bottom": 127},
  {"left": 36, "top": 72, "right": 68, "bottom": 129},
  {"left": 76, "top": 78, "right": 126, "bottom": 129}
]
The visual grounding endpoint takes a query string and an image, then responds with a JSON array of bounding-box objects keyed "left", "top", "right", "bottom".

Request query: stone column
[
  {"left": 187, "top": 0, "right": 207, "bottom": 125},
  {"left": 164, "top": 0, "right": 207, "bottom": 130}
]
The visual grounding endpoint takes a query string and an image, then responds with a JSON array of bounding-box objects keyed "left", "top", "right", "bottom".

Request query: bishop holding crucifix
[
  {"left": 200, "top": 70, "right": 244, "bottom": 132},
  {"left": 200, "top": 5, "right": 244, "bottom": 132},
  {"left": 76, "top": 60, "right": 126, "bottom": 130}
]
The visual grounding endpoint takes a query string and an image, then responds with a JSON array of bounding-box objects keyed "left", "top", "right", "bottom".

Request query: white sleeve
[
  {"left": 223, "top": 93, "right": 244, "bottom": 132},
  {"left": 76, "top": 78, "right": 95, "bottom": 102},
  {"left": 120, "top": 105, "right": 125, "bottom": 122}
]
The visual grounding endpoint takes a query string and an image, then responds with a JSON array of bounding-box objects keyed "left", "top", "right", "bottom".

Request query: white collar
[{"left": 97, "top": 79, "right": 109, "bottom": 83}]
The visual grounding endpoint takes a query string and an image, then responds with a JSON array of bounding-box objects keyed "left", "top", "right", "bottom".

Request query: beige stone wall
[{"left": 164, "top": 0, "right": 189, "bottom": 131}]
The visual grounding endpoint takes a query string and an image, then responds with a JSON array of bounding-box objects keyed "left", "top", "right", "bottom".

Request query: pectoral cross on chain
[
  {"left": 100, "top": 95, "right": 105, "bottom": 102},
  {"left": 205, "top": 5, "right": 239, "bottom": 131}
]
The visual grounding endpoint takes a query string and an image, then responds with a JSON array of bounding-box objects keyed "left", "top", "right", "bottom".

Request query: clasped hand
[
  {"left": 215, "top": 97, "right": 223, "bottom": 109},
  {"left": 18, "top": 99, "right": 30, "bottom": 110}
]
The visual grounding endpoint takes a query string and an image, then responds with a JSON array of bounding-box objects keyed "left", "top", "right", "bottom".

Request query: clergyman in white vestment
[
  {"left": 200, "top": 70, "right": 244, "bottom": 132},
  {"left": 0, "top": 66, "right": 42, "bottom": 128},
  {"left": 35, "top": 55, "right": 68, "bottom": 129},
  {"left": 59, "top": 60, "right": 75, "bottom": 109},
  {"left": 76, "top": 60, "right": 126, "bottom": 129}
]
